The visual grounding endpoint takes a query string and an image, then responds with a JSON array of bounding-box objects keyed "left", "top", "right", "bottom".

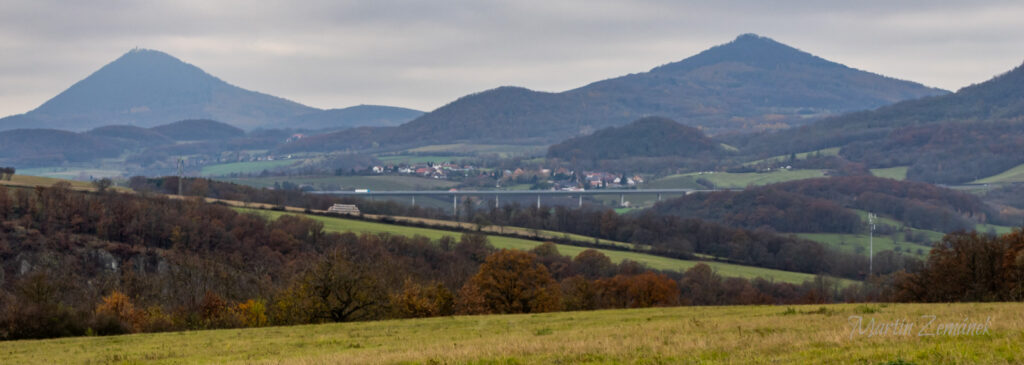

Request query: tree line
[{"left": 0, "top": 183, "right": 846, "bottom": 340}]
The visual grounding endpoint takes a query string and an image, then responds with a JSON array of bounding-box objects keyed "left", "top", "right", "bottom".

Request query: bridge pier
[
  {"left": 537, "top": 194, "right": 541, "bottom": 209},
  {"left": 578, "top": 195, "right": 583, "bottom": 207},
  {"left": 495, "top": 194, "right": 499, "bottom": 208},
  {"left": 620, "top": 194, "right": 624, "bottom": 207},
  {"left": 452, "top": 195, "right": 457, "bottom": 219},
  {"left": 657, "top": 193, "right": 662, "bottom": 201},
  {"left": 411, "top": 195, "right": 415, "bottom": 206}
]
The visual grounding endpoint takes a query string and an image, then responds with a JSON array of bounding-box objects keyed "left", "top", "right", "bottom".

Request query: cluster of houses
[
  {"left": 581, "top": 172, "right": 644, "bottom": 189},
  {"left": 494, "top": 167, "right": 645, "bottom": 190},
  {"left": 370, "top": 162, "right": 475, "bottom": 179}
]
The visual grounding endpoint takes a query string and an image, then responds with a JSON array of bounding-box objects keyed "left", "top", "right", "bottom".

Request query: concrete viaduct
[{"left": 310, "top": 188, "right": 710, "bottom": 215}]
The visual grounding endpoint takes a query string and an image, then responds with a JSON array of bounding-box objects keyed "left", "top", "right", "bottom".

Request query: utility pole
[{"left": 868, "top": 212, "right": 876, "bottom": 277}]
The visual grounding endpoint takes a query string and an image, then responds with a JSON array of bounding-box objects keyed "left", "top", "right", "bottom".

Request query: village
[{"left": 367, "top": 161, "right": 645, "bottom": 191}]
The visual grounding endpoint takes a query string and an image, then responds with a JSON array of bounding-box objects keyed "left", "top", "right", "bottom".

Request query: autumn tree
[
  {"left": 573, "top": 249, "right": 616, "bottom": 279},
  {"left": 94, "top": 290, "right": 141, "bottom": 334},
  {"left": 457, "top": 250, "right": 560, "bottom": 314},
  {"left": 531, "top": 242, "right": 574, "bottom": 279},
  {"left": 390, "top": 280, "right": 455, "bottom": 318},
  {"left": 679, "top": 263, "right": 723, "bottom": 305},
  {"left": 92, "top": 178, "right": 113, "bottom": 193},
  {"left": 1002, "top": 230, "right": 1024, "bottom": 300},
  {"left": 895, "top": 231, "right": 1012, "bottom": 302},
  {"left": 560, "top": 275, "right": 600, "bottom": 311},
  {"left": 303, "top": 252, "right": 388, "bottom": 322},
  {"left": 597, "top": 272, "right": 679, "bottom": 308}
]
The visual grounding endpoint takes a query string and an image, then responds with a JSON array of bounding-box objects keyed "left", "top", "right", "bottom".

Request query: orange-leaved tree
[{"left": 458, "top": 249, "right": 560, "bottom": 314}]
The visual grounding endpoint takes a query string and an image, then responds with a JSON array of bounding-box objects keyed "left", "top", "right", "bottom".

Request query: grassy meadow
[
  {"left": 646, "top": 169, "right": 828, "bottom": 189},
  {"left": 871, "top": 166, "right": 909, "bottom": 180},
  {"left": 375, "top": 155, "right": 464, "bottom": 165},
  {"left": 742, "top": 147, "right": 841, "bottom": 167},
  {"left": 239, "top": 208, "right": 839, "bottom": 285},
  {"left": 404, "top": 143, "right": 546, "bottom": 157},
  {"left": 795, "top": 233, "right": 933, "bottom": 258},
  {"left": 200, "top": 159, "right": 297, "bottom": 176},
  {"left": 973, "top": 163, "right": 1024, "bottom": 184},
  {"left": 3, "top": 302, "right": 1020, "bottom": 364}
]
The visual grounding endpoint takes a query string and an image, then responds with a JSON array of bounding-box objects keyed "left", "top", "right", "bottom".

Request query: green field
[
  {"left": 375, "top": 155, "right": 463, "bottom": 164},
  {"left": 743, "top": 147, "right": 840, "bottom": 167},
  {"left": 614, "top": 207, "right": 638, "bottom": 214},
  {"left": 405, "top": 143, "right": 546, "bottom": 157},
  {"left": 201, "top": 160, "right": 297, "bottom": 176},
  {"left": 239, "top": 209, "right": 838, "bottom": 284},
  {"left": 978, "top": 223, "right": 1017, "bottom": 236},
  {"left": 797, "top": 210, "right": 1017, "bottom": 258},
  {"left": 4, "top": 302, "right": 1020, "bottom": 364},
  {"left": 646, "top": 169, "right": 828, "bottom": 189},
  {"left": 795, "top": 232, "right": 934, "bottom": 258},
  {"left": 973, "top": 163, "right": 1024, "bottom": 184},
  {"left": 871, "top": 166, "right": 909, "bottom": 180},
  {"left": 220, "top": 175, "right": 458, "bottom": 191}
]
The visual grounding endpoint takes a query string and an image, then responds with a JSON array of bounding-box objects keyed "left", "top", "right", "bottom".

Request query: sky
[{"left": 1, "top": 0, "right": 1022, "bottom": 117}]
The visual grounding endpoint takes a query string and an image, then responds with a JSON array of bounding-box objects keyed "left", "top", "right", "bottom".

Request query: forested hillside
[
  {"left": 546, "top": 117, "right": 726, "bottom": 171},
  {"left": 0, "top": 119, "right": 277, "bottom": 169},
  {"left": 150, "top": 119, "right": 245, "bottom": 141},
  {"left": 652, "top": 176, "right": 1011, "bottom": 233},
  {"left": 724, "top": 61, "right": 1024, "bottom": 184},
  {"left": 0, "top": 129, "right": 123, "bottom": 167},
  {"left": 1, "top": 183, "right": 861, "bottom": 340}
]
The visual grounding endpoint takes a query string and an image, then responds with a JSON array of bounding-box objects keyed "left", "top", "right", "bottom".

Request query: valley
[{"left": 1, "top": 17, "right": 1022, "bottom": 364}]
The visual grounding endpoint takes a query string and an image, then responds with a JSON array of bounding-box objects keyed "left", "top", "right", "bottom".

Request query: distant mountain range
[
  {"left": 285, "top": 34, "right": 947, "bottom": 152},
  {"left": 0, "top": 49, "right": 421, "bottom": 132},
  {"left": 726, "top": 60, "right": 1024, "bottom": 184},
  {"left": 0, "top": 119, "right": 250, "bottom": 168}
]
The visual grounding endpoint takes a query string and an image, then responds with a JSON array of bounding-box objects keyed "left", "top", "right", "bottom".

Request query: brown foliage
[
  {"left": 573, "top": 249, "right": 616, "bottom": 279},
  {"left": 560, "top": 275, "right": 600, "bottom": 311},
  {"left": 390, "top": 280, "right": 455, "bottom": 318},
  {"left": 94, "top": 290, "right": 142, "bottom": 333},
  {"left": 598, "top": 272, "right": 680, "bottom": 308},
  {"left": 457, "top": 250, "right": 560, "bottom": 314},
  {"left": 894, "top": 230, "right": 1020, "bottom": 302}
]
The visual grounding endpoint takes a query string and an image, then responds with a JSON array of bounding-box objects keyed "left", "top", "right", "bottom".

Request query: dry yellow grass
[{"left": 1, "top": 303, "right": 1020, "bottom": 364}]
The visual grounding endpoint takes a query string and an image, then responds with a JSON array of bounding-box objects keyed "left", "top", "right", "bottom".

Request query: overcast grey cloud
[{"left": 1, "top": 0, "right": 1022, "bottom": 117}]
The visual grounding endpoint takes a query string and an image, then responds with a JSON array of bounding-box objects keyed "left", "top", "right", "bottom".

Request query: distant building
[{"left": 327, "top": 204, "right": 360, "bottom": 215}]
